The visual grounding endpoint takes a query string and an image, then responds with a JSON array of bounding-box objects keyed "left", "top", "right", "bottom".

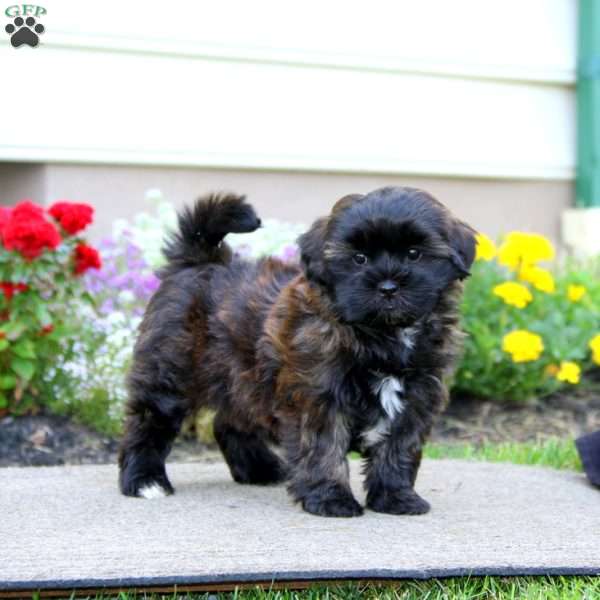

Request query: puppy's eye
[
  {"left": 353, "top": 253, "right": 368, "bottom": 265},
  {"left": 407, "top": 248, "right": 421, "bottom": 262}
]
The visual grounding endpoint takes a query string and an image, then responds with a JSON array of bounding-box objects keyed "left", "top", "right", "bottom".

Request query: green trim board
[{"left": 577, "top": 0, "right": 600, "bottom": 207}]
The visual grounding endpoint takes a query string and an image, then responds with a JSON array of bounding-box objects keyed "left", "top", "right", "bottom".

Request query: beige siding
[{"left": 5, "top": 163, "right": 564, "bottom": 245}]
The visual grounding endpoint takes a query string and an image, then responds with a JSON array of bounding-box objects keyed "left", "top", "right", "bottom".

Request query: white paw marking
[
  {"left": 138, "top": 483, "right": 167, "bottom": 499},
  {"left": 267, "top": 442, "right": 286, "bottom": 461},
  {"left": 372, "top": 375, "right": 405, "bottom": 419}
]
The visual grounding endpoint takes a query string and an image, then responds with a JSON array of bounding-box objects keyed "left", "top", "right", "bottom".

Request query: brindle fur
[{"left": 119, "top": 187, "right": 476, "bottom": 517}]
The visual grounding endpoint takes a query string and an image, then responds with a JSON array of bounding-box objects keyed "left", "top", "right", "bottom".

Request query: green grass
[
  {"left": 64, "top": 576, "right": 600, "bottom": 599},
  {"left": 349, "top": 437, "right": 582, "bottom": 472},
  {"left": 423, "top": 438, "right": 582, "bottom": 471}
]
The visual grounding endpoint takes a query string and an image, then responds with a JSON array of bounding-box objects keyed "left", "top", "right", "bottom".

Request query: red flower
[
  {"left": 0, "top": 282, "right": 28, "bottom": 301},
  {"left": 0, "top": 207, "right": 11, "bottom": 236},
  {"left": 12, "top": 201, "right": 44, "bottom": 220},
  {"left": 40, "top": 324, "right": 54, "bottom": 335},
  {"left": 49, "top": 201, "right": 94, "bottom": 235},
  {"left": 74, "top": 242, "right": 102, "bottom": 275},
  {"left": 2, "top": 201, "right": 61, "bottom": 260}
]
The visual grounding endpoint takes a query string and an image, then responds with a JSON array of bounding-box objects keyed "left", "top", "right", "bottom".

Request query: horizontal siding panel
[
  {"left": 37, "top": 0, "right": 576, "bottom": 83},
  {"left": 0, "top": 0, "right": 575, "bottom": 178}
]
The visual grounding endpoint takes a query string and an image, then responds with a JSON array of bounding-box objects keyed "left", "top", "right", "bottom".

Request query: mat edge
[{"left": 3, "top": 565, "right": 600, "bottom": 592}]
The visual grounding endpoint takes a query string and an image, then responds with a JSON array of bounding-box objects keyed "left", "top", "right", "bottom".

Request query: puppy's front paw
[
  {"left": 367, "top": 489, "right": 430, "bottom": 515},
  {"left": 302, "top": 488, "right": 364, "bottom": 518}
]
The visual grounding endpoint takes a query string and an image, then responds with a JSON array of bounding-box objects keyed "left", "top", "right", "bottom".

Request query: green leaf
[
  {"left": 0, "top": 391, "right": 7, "bottom": 409},
  {"left": 3, "top": 320, "right": 26, "bottom": 341},
  {"left": 12, "top": 339, "right": 36, "bottom": 359},
  {"left": 10, "top": 356, "right": 35, "bottom": 380},
  {"left": 0, "top": 338, "right": 8, "bottom": 352},
  {"left": 33, "top": 303, "right": 52, "bottom": 326},
  {"left": 0, "top": 374, "right": 17, "bottom": 390}
]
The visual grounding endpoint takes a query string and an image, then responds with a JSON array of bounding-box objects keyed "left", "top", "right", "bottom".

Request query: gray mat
[{"left": 1, "top": 459, "right": 599, "bottom": 592}]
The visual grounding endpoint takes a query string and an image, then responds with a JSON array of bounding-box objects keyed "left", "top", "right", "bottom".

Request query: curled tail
[{"left": 161, "top": 192, "right": 261, "bottom": 276}]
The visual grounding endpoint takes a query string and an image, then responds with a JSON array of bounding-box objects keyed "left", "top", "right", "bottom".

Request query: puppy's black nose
[{"left": 378, "top": 280, "right": 399, "bottom": 298}]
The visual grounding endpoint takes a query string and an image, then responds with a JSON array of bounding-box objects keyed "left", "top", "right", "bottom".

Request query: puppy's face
[{"left": 299, "top": 187, "right": 476, "bottom": 327}]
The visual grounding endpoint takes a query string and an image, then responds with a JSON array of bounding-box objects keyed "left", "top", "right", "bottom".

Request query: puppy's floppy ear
[
  {"left": 298, "top": 217, "right": 329, "bottom": 285},
  {"left": 299, "top": 194, "right": 364, "bottom": 285},
  {"left": 448, "top": 219, "right": 477, "bottom": 279},
  {"left": 331, "top": 193, "right": 364, "bottom": 215}
]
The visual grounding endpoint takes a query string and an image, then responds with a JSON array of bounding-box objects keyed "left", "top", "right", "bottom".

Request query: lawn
[
  {"left": 57, "top": 576, "right": 598, "bottom": 600},
  {"left": 423, "top": 437, "right": 582, "bottom": 471}
]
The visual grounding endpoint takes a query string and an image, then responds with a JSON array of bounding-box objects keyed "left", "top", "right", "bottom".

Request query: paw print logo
[{"left": 5, "top": 16, "right": 45, "bottom": 48}]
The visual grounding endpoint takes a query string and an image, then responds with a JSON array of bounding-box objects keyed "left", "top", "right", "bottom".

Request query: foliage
[
  {"left": 454, "top": 232, "right": 600, "bottom": 403},
  {"left": 41, "top": 309, "right": 138, "bottom": 435},
  {"left": 15, "top": 190, "right": 600, "bottom": 430},
  {"left": 0, "top": 200, "right": 101, "bottom": 415}
]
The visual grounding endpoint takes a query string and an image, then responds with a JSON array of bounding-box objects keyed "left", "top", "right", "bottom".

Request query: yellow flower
[
  {"left": 493, "top": 281, "right": 533, "bottom": 309},
  {"left": 497, "top": 232, "right": 555, "bottom": 270},
  {"left": 518, "top": 265, "right": 555, "bottom": 293},
  {"left": 589, "top": 334, "right": 600, "bottom": 365},
  {"left": 555, "top": 361, "right": 581, "bottom": 384},
  {"left": 502, "top": 330, "right": 544, "bottom": 363},
  {"left": 475, "top": 233, "right": 496, "bottom": 262},
  {"left": 568, "top": 284, "right": 586, "bottom": 302}
]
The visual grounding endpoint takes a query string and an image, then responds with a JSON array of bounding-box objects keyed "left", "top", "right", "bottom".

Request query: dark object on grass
[
  {"left": 118, "top": 187, "right": 476, "bottom": 517},
  {"left": 576, "top": 430, "right": 600, "bottom": 487}
]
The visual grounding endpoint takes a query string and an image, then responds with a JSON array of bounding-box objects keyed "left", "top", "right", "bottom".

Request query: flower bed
[
  {"left": 455, "top": 232, "right": 600, "bottom": 402},
  {"left": 0, "top": 200, "right": 101, "bottom": 417},
  {"left": 1, "top": 192, "right": 599, "bottom": 436}
]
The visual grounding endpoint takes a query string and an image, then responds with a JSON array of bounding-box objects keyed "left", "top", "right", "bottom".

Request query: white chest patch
[
  {"left": 372, "top": 375, "right": 405, "bottom": 419},
  {"left": 361, "top": 417, "right": 391, "bottom": 447},
  {"left": 400, "top": 326, "right": 418, "bottom": 350}
]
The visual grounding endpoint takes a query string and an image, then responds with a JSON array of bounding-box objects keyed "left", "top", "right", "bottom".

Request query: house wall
[
  {"left": 0, "top": 0, "right": 576, "bottom": 242},
  {"left": 41, "top": 164, "right": 570, "bottom": 244}
]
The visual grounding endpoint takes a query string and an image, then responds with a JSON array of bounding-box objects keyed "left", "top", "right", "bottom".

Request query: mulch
[
  {"left": 1, "top": 386, "right": 599, "bottom": 468},
  {"left": 432, "top": 387, "right": 600, "bottom": 445},
  {"left": 0, "top": 413, "right": 216, "bottom": 468}
]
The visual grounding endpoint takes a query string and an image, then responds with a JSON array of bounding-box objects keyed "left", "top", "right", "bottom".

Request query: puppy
[{"left": 119, "top": 187, "right": 475, "bottom": 517}]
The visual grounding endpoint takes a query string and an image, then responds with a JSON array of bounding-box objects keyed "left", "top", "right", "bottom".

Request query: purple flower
[
  {"left": 100, "top": 298, "right": 115, "bottom": 315},
  {"left": 279, "top": 244, "right": 299, "bottom": 262},
  {"left": 98, "top": 238, "right": 117, "bottom": 252},
  {"left": 83, "top": 235, "right": 159, "bottom": 318},
  {"left": 142, "top": 274, "right": 160, "bottom": 294}
]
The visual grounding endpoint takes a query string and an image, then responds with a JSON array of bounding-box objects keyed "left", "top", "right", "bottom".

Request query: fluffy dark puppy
[{"left": 119, "top": 187, "right": 476, "bottom": 517}]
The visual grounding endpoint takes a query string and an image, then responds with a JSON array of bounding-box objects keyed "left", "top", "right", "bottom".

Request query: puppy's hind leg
[
  {"left": 119, "top": 386, "right": 191, "bottom": 498},
  {"left": 214, "top": 412, "right": 286, "bottom": 485},
  {"left": 119, "top": 305, "right": 198, "bottom": 498}
]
